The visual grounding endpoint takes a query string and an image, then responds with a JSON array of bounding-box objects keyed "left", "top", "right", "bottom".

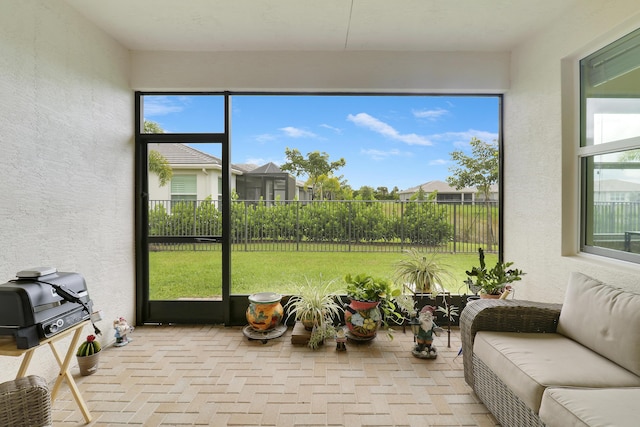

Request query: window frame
[{"left": 579, "top": 27, "right": 640, "bottom": 263}]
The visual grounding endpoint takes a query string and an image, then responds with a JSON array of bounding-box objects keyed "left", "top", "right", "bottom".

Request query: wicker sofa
[
  {"left": 0, "top": 375, "right": 52, "bottom": 427},
  {"left": 460, "top": 272, "right": 640, "bottom": 427}
]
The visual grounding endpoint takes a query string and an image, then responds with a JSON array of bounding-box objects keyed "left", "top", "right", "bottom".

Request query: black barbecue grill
[{"left": 0, "top": 268, "right": 94, "bottom": 349}]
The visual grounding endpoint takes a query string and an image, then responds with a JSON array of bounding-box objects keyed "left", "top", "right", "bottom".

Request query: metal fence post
[{"left": 453, "top": 203, "right": 457, "bottom": 254}]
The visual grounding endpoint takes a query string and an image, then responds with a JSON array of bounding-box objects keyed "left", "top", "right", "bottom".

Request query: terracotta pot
[
  {"left": 479, "top": 293, "right": 501, "bottom": 299},
  {"left": 246, "top": 292, "right": 283, "bottom": 331},
  {"left": 344, "top": 299, "right": 381, "bottom": 338},
  {"left": 77, "top": 352, "right": 100, "bottom": 376}
]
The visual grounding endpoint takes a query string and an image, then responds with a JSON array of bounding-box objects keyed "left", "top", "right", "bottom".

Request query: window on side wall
[
  {"left": 580, "top": 27, "right": 640, "bottom": 262},
  {"left": 171, "top": 175, "right": 197, "bottom": 203}
]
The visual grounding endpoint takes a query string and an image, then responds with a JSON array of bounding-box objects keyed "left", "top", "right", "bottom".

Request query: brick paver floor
[{"left": 53, "top": 325, "right": 498, "bottom": 426}]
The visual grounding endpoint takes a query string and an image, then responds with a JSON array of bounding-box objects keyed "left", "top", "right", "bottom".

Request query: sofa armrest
[{"left": 460, "top": 299, "right": 562, "bottom": 387}]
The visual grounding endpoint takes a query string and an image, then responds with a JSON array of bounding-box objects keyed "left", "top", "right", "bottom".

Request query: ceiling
[{"left": 64, "top": 0, "right": 580, "bottom": 53}]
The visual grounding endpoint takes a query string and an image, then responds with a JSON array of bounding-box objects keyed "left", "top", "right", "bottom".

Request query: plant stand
[
  {"left": 290, "top": 321, "right": 311, "bottom": 345},
  {"left": 242, "top": 324, "right": 287, "bottom": 344}
]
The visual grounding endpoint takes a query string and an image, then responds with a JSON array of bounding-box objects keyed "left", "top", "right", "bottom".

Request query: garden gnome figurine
[
  {"left": 114, "top": 317, "right": 134, "bottom": 347},
  {"left": 413, "top": 306, "right": 439, "bottom": 359}
]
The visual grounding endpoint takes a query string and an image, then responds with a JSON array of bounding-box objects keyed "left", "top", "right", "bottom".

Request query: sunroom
[{"left": 2, "top": 1, "right": 640, "bottom": 425}]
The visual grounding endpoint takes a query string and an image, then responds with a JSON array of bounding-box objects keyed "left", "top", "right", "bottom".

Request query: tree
[
  {"left": 144, "top": 120, "right": 173, "bottom": 187},
  {"left": 280, "top": 148, "right": 346, "bottom": 200},
  {"left": 447, "top": 137, "right": 499, "bottom": 248},
  {"left": 143, "top": 120, "right": 164, "bottom": 134},
  {"left": 149, "top": 150, "right": 173, "bottom": 187},
  {"left": 356, "top": 186, "right": 375, "bottom": 200}
]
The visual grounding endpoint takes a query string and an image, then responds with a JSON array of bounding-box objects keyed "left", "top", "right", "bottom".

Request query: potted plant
[
  {"left": 343, "top": 273, "right": 404, "bottom": 340},
  {"left": 284, "top": 278, "right": 344, "bottom": 350},
  {"left": 76, "top": 334, "right": 102, "bottom": 376},
  {"left": 465, "top": 248, "right": 525, "bottom": 298},
  {"left": 393, "top": 249, "right": 453, "bottom": 294}
]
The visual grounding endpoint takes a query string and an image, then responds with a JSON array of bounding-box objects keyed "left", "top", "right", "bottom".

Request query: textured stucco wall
[
  {"left": 504, "top": 0, "right": 640, "bottom": 301},
  {"left": 0, "top": 1, "right": 133, "bottom": 382}
]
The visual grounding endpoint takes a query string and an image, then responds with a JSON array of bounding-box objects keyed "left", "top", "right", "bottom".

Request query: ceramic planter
[
  {"left": 344, "top": 299, "right": 381, "bottom": 339},
  {"left": 246, "top": 292, "right": 284, "bottom": 331}
]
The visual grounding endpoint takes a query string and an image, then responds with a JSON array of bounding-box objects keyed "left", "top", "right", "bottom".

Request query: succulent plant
[{"left": 77, "top": 334, "right": 102, "bottom": 357}]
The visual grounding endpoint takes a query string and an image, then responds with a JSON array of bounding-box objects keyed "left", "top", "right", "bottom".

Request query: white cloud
[
  {"left": 255, "top": 134, "right": 277, "bottom": 143},
  {"left": 280, "top": 126, "right": 318, "bottom": 138},
  {"left": 361, "top": 148, "right": 410, "bottom": 161},
  {"left": 347, "top": 113, "right": 432, "bottom": 146},
  {"left": 432, "top": 129, "right": 499, "bottom": 148},
  {"left": 144, "top": 95, "right": 189, "bottom": 116},
  {"left": 320, "top": 124, "right": 342, "bottom": 133},
  {"left": 428, "top": 159, "right": 448, "bottom": 166},
  {"left": 413, "top": 108, "right": 449, "bottom": 120}
]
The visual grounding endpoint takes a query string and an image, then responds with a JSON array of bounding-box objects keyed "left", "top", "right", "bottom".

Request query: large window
[{"left": 580, "top": 27, "right": 640, "bottom": 262}]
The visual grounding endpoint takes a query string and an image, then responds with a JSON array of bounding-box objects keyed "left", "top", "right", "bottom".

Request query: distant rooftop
[
  {"left": 149, "top": 143, "right": 221, "bottom": 166},
  {"left": 399, "top": 180, "right": 498, "bottom": 194}
]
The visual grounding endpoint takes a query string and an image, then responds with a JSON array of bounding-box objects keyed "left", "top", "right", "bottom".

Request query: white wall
[
  {"left": 0, "top": 1, "right": 133, "bottom": 382},
  {"left": 504, "top": 0, "right": 640, "bottom": 301}
]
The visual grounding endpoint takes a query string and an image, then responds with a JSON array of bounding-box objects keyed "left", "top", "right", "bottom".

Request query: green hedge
[{"left": 149, "top": 198, "right": 454, "bottom": 246}]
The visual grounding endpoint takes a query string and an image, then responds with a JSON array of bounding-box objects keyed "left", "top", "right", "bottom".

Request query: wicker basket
[{"left": 0, "top": 375, "right": 52, "bottom": 427}]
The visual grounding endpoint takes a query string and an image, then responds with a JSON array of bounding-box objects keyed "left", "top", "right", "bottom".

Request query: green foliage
[
  {"left": 344, "top": 273, "right": 404, "bottom": 331},
  {"left": 402, "top": 200, "right": 452, "bottom": 245},
  {"left": 447, "top": 137, "right": 498, "bottom": 201},
  {"left": 465, "top": 248, "right": 525, "bottom": 295},
  {"left": 393, "top": 249, "right": 453, "bottom": 293},
  {"left": 148, "top": 150, "right": 173, "bottom": 187},
  {"left": 281, "top": 148, "right": 346, "bottom": 200},
  {"left": 149, "top": 199, "right": 453, "bottom": 247},
  {"left": 144, "top": 121, "right": 173, "bottom": 187},
  {"left": 143, "top": 120, "right": 164, "bottom": 134},
  {"left": 284, "top": 277, "right": 344, "bottom": 349}
]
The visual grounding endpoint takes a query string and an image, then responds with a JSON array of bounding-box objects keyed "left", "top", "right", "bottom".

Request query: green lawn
[{"left": 149, "top": 250, "right": 495, "bottom": 299}]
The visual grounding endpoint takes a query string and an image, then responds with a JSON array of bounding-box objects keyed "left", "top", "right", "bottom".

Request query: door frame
[{"left": 135, "top": 92, "right": 232, "bottom": 325}]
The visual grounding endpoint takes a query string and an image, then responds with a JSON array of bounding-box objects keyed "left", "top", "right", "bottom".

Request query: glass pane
[
  {"left": 230, "top": 94, "right": 501, "bottom": 296},
  {"left": 584, "top": 98, "right": 640, "bottom": 146},
  {"left": 581, "top": 27, "right": 640, "bottom": 147},
  {"left": 142, "top": 95, "right": 225, "bottom": 133},
  {"left": 584, "top": 150, "right": 640, "bottom": 253},
  {"left": 148, "top": 142, "right": 223, "bottom": 300}
]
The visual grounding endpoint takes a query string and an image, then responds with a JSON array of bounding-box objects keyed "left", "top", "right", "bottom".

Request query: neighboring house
[
  {"left": 147, "top": 143, "right": 240, "bottom": 204},
  {"left": 593, "top": 180, "right": 640, "bottom": 202},
  {"left": 398, "top": 180, "right": 499, "bottom": 203},
  {"left": 148, "top": 143, "right": 310, "bottom": 203},
  {"left": 235, "top": 162, "right": 311, "bottom": 202}
]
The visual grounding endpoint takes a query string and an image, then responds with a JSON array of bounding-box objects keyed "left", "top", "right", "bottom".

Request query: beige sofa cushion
[
  {"left": 557, "top": 272, "right": 640, "bottom": 377},
  {"left": 474, "top": 331, "right": 640, "bottom": 413},
  {"left": 540, "top": 387, "right": 640, "bottom": 427}
]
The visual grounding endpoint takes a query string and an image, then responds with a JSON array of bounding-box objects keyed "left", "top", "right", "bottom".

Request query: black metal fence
[
  {"left": 148, "top": 199, "right": 499, "bottom": 254},
  {"left": 593, "top": 201, "right": 640, "bottom": 252}
]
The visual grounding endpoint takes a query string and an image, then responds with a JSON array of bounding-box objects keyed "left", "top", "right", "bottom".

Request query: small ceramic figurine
[
  {"left": 336, "top": 326, "right": 347, "bottom": 351},
  {"left": 113, "top": 317, "right": 134, "bottom": 347},
  {"left": 413, "top": 306, "right": 439, "bottom": 359}
]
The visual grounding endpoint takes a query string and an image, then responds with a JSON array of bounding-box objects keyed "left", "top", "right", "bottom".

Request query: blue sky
[{"left": 143, "top": 94, "right": 500, "bottom": 191}]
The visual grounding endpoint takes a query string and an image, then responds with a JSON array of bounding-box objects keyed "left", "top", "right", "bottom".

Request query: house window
[
  {"left": 580, "top": 27, "right": 640, "bottom": 261},
  {"left": 171, "top": 175, "right": 197, "bottom": 202}
]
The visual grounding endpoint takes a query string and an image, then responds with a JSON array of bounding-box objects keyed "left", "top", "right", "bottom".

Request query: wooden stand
[
  {"left": 0, "top": 320, "right": 93, "bottom": 423},
  {"left": 290, "top": 321, "right": 311, "bottom": 345}
]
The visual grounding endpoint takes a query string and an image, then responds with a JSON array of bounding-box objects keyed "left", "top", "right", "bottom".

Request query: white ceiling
[{"left": 64, "top": 0, "right": 580, "bottom": 52}]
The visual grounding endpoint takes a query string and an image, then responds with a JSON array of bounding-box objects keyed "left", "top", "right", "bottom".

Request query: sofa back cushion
[{"left": 557, "top": 272, "right": 640, "bottom": 376}]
